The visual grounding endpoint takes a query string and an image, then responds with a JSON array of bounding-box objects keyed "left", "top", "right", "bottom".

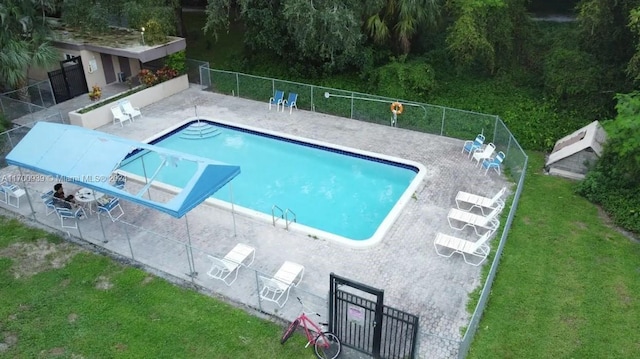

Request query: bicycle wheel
[
  {"left": 280, "top": 319, "right": 300, "bottom": 345},
  {"left": 314, "top": 332, "right": 341, "bottom": 359}
]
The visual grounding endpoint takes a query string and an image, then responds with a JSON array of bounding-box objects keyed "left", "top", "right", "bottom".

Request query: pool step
[{"left": 180, "top": 123, "right": 221, "bottom": 139}]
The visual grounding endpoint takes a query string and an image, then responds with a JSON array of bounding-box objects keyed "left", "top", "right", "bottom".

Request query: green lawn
[
  {"left": 0, "top": 219, "right": 314, "bottom": 358},
  {"left": 1, "top": 153, "right": 637, "bottom": 358},
  {"left": 468, "top": 153, "right": 640, "bottom": 358}
]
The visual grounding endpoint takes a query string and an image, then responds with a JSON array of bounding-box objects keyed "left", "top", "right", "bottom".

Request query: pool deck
[{"left": 2, "top": 85, "right": 510, "bottom": 358}]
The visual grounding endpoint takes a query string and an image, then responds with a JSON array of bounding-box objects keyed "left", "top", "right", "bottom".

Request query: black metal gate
[
  {"left": 47, "top": 56, "right": 88, "bottom": 103},
  {"left": 329, "top": 273, "right": 419, "bottom": 359}
]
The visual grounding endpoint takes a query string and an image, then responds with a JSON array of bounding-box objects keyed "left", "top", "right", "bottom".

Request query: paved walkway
[{"left": 1, "top": 84, "right": 511, "bottom": 358}]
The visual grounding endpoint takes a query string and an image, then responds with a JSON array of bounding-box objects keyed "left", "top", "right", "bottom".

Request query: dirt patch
[
  {"left": 572, "top": 221, "right": 587, "bottom": 230},
  {"left": 141, "top": 276, "right": 154, "bottom": 285},
  {"left": 43, "top": 347, "right": 65, "bottom": 356},
  {"left": 68, "top": 313, "right": 78, "bottom": 323},
  {"left": 0, "top": 332, "right": 18, "bottom": 352},
  {"left": 94, "top": 276, "right": 113, "bottom": 290},
  {"left": 0, "top": 239, "right": 84, "bottom": 279}
]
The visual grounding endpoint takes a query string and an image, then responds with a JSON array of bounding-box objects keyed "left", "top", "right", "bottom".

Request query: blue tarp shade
[{"left": 6, "top": 122, "right": 240, "bottom": 218}]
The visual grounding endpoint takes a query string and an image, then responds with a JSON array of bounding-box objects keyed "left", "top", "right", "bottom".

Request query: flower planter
[{"left": 69, "top": 74, "right": 189, "bottom": 129}]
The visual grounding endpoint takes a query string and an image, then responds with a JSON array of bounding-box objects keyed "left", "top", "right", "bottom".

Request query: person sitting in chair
[{"left": 53, "top": 183, "right": 76, "bottom": 209}]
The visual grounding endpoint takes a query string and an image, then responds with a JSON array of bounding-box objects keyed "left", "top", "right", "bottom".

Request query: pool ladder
[{"left": 271, "top": 205, "right": 297, "bottom": 230}]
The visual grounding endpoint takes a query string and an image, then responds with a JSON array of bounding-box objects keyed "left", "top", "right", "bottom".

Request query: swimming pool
[{"left": 120, "top": 118, "right": 425, "bottom": 247}]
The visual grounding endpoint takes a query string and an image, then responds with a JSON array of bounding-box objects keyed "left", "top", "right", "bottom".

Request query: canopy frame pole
[
  {"left": 16, "top": 168, "right": 37, "bottom": 221},
  {"left": 229, "top": 183, "right": 237, "bottom": 237},
  {"left": 185, "top": 214, "right": 197, "bottom": 280}
]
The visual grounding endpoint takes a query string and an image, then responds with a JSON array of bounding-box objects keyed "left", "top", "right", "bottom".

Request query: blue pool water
[{"left": 120, "top": 120, "right": 419, "bottom": 241}]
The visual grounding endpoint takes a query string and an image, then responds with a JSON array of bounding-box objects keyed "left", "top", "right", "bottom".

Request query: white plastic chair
[
  {"left": 206, "top": 243, "right": 256, "bottom": 286},
  {"left": 120, "top": 100, "right": 142, "bottom": 121},
  {"left": 282, "top": 92, "right": 298, "bottom": 114},
  {"left": 471, "top": 143, "right": 495, "bottom": 166},
  {"left": 97, "top": 197, "right": 124, "bottom": 222},
  {"left": 447, "top": 205, "right": 502, "bottom": 236},
  {"left": 433, "top": 230, "right": 494, "bottom": 266},
  {"left": 0, "top": 182, "right": 26, "bottom": 208},
  {"left": 259, "top": 261, "right": 305, "bottom": 307},
  {"left": 269, "top": 90, "right": 285, "bottom": 111},
  {"left": 111, "top": 106, "right": 131, "bottom": 127},
  {"left": 462, "top": 134, "right": 485, "bottom": 157},
  {"left": 481, "top": 151, "right": 506, "bottom": 175},
  {"left": 55, "top": 206, "right": 86, "bottom": 229},
  {"left": 455, "top": 187, "right": 506, "bottom": 215},
  {"left": 41, "top": 190, "right": 57, "bottom": 216}
]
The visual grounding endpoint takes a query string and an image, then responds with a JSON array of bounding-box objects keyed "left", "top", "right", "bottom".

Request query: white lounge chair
[
  {"left": 206, "top": 243, "right": 256, "bottom": 286},
  {"left": 120, "top": 100, "right": 142, "bottom": 121},
  {"left": 111, "top": 106, "right": 131, "bottom": 127},
  {"left": 259, "top": 261, "right": 305, "bottom": 308},
  {"left": 447, "top": 205, "right": 502, "bottom": 236},
  {"left": 455, "top": 187, "right": 506, "bottom": 215},
  {"left": 0, "top": 182, "right": 26, "bottom": 208},
  {"left": 433, "top": 230, "right": 494, "bottom": 266},
  {"left": 471, "top": 143, "right": 495, "bottom": 166}
]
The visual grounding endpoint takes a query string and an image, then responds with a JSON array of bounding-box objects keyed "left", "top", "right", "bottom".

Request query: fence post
[
  {"left": 440, "top": 107, "right": 446, "bottom": 136},
  {"left": 38, "top": 82, "right": 45, "bottom": 107},
  {"left": 124, "top": 224, "right": 135, "bottom": 260},
  {"left": 6, "top": 130, "right": 14, "bottom": 149},
  {"left": 350, "top": 92, "right": 354, "bottom": 119},
  {"left": 235, "top": 73, "right": 240, "bottom": 97},
  {"left": 48, "top": 79, "right": 57, "bottom": 105},
  {"left": 255, "top": 271, "right": 263, "bottom": 312},
  {"left": 271, "top": 79, "right": 275, "bottom": 98},
  {"left": 493, "top": 115, "right": 499, "bottom": 144},
  {"left": 310, "top": 85, "right": 314, "bottom": 111}
]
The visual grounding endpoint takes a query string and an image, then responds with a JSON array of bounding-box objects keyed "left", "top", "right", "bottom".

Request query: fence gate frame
[
  {"left": 329, "top": 273, "right": 419, "bottom": 359},
  {"left": 47, "top": 56, "right": 88, "bottom": 103}
]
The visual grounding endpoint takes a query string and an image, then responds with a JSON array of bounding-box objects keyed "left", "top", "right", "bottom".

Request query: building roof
[
  {"left": 6, "top": 122, "right": 240, "bottom": 218},
  {"left": 50, "top": 19, "right": 186, "bottom": 63},
  {"left": 546, "top": 120, "right": 607, "bottom": 166}
]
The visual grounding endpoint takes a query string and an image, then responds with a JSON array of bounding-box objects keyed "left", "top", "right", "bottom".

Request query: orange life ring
[{"left": 390, "top": 102, "right": 403, "bottom": 115}]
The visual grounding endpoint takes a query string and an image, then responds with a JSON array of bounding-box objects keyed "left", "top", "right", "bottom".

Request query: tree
[
  {"left": 0, "top": 0, "right": 59, "bottom": 95},
  {"left": 625, "top": 5, "right": 640, "bottom": 82},
  {"left": 576, "top": 0, "right": 639, "bottom": 66},
  {"left": 365, "top": 0, "right": 441, "bottom": 54},
  {"left": 204, "top": 0, "right": 366, "bottom": 73},
  {"left": 577, "top": 92, "right": 640, "bottom": 233},
  {"left": 445, "top": 0, "right": 531, "bottom": 73},
  {"left": 605, "top": 92, "right": 640, "bottom": 182}
]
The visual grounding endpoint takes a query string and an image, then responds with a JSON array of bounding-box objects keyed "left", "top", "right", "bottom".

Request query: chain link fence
[
  {"left": 0, "top": 66, "right": 528, "bottom": 358},
  {"left": 0, "top": 80, "right": 56, "bottom": 122},
  {"left": 0, "top": 177, "right": 328, "bottom": 326},
  {"left": 198, "top": 66, "right": 528, "bottom": 358}
]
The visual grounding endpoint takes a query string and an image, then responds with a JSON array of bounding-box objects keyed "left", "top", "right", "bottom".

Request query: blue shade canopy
[{"left": 6, "top": 122, "right": 240, "bottom": 218}]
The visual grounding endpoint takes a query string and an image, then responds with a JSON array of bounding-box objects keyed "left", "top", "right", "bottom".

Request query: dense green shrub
[
  {"left": 576, "top": 156, "right": 640, "bottom": 234},
  {"left": 165, "top": 50, "right": 187, "bottom": 74},
  {"left": 364, "top": 57, "right": 436, "bottom": 100}
]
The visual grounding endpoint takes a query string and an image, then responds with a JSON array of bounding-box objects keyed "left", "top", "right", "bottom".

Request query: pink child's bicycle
[{"left": 280, "top": 297, "right": 341, "bottom": 359}]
